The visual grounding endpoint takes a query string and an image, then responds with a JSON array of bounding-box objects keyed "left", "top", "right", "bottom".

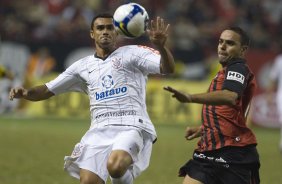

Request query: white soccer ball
[{"left": 113, "top": 3, "right": 149, "bottom": 38}]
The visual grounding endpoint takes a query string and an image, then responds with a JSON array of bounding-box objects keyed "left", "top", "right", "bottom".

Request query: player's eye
[
  {"left": 106, "top": 25, "right": 114, "bottom": 30},
  {"left": 226, "top": 40, "right": 235, "bottom": 46},
  {"left": 96, "top": 25, "right": 105, "bottom": 30}
]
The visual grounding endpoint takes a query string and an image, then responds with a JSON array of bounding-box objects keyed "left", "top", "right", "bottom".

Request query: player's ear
[
  {"left": 241, "top": 45, "right": 248, "bottom": 53},
  {"left": 90, "top": 30, "right": 94, "bottom": 39}
]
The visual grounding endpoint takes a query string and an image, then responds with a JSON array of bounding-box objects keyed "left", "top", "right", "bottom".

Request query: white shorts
[{"left": 64, "top": 125, "right": 154, "bottom": 182}]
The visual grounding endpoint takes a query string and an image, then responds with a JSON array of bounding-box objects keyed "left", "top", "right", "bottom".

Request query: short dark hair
[
  {"left": 90, "top": 13, "right": 113, "bottom": 30},
  {"left": 226, "top": 27, "right": 250, "bottom": 47}
]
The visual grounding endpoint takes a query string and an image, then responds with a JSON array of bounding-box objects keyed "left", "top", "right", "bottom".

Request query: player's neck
[{"left": 95, "top": 46, "right": 116, "bottom": 59}]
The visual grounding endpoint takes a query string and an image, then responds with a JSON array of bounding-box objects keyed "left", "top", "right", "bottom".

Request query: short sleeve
[
  {"left": 222, "top": 63, "right": 249, "bottom": 96},
  {"left": 133, "top": 45, "right": 161, "bottom": 75},
  {"left": 45, "top": 61, "right": 87, "bottom": 95}
]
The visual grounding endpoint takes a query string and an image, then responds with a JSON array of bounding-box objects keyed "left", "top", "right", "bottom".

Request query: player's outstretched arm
[
  {"left": 147, "top": 16, "right": 175, "bottom": 74},
  {"left": 9, "top": 85, "right": 54, "bottom": 101},
  {"left": 164, "top": 86, "right": 238, "bottom": 105},
  {"left": 163, "top": 86, "right": 192, "bottom": 103}
]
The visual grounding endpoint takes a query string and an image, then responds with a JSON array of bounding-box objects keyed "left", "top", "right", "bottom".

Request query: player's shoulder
[
  {"left": 227, "top": 58, "right": 245, "bottom": 65},
  {"left": 119, "top": 45, "right": 149, "bottom": 49},
  {"left": 79, "top": 55, "right": 94, "bottom": 64},
  {"left": 227, "top": 58, "right": 248, "bottom": 69},
  {"left": 67, "top": 55, "right": 93, "bottom": 69},
  {"left": 118, "top": 45, "right": 142, "bottom": 51},
  {"left": 226, "top": 58, "right": 254, "bottom": 81},
  {"left": 118, "top": 45, "right": 159, "bottom": 54}
]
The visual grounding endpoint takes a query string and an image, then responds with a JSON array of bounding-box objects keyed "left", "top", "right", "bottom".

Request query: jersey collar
[
  {"left": 226, "top": 58, "right": 246, "bottom": 66},
  {"left": 94, "top": 48, "right": 118, "bottom": 61}
]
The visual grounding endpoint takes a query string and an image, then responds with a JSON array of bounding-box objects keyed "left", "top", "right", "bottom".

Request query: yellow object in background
[{"left": 24, "top": 74, "right": 210, "bottom": 125}]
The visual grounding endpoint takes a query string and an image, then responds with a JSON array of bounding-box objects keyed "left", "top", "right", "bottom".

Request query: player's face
[
  {"left": 90, "top": 18, "right": 118, "bottom": 49},
  {"left": 217, "top": 30, "right": 247, "bottom": 66}
]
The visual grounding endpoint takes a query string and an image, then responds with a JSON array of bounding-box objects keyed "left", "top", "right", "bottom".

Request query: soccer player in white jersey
[
  {"left": 9, "top": 13, "right": 175, "bottom": 184},
  {"left": 269, "top": 50, "right": 282, "bottom": 154}
]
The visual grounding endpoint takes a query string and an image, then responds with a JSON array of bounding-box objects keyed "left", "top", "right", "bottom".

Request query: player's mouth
[
  {"left": 218, "top": 51, "right": 227, "bottom": 56},
  {"left": 218, "top": 52, "right": 228, "bottom": 58},
  {"left": 101, "top": 36, "right": 111, "bottom": 41}
]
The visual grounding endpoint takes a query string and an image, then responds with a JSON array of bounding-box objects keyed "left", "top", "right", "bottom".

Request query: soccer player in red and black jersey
[{"left": 164, "top": 27, "right": 260, "bottom": 184}]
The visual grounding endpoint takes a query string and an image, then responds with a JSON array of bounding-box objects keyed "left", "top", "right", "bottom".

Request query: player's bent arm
[
  {"left": 185, "top": 126, "right": 202, "bottom": 140},
  {"left": 10, "top": 85, "right": 54, "bottom": 101},
  {"left": 190, "top": 89, "right": 238, "bottom": 106},
  {"left": 158, "top": 45, "right": 175, "bottom": 74}
]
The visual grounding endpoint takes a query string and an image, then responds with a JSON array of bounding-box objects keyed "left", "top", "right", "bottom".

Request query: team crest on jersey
[
  {"left": 102, "top": 75, "right": 114, "bottom": 89},
  {"left": 226, "top": 71, "right": 245, "bottom": 84},
  {"left": 96, "top": 75, "right": 127, "bottom": 101},
  {"left": 112, "top": 57, "right": 122, "bottom": 69},
  {"left": 71, "top": 143, "right": 84, "bottom": 158}
]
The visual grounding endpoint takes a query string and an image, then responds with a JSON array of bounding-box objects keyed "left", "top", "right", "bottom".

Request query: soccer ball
[{"left": 113, "top": 3, "right": 149, "bottom": 38}]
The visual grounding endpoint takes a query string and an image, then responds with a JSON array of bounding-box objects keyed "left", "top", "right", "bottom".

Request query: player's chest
[
  {"left": 84, "top": 57, "right": 130, "bottom": 87},
  {"left": 213, "top": 70, "right": 226, "bottom": 83},
  {"left": 209, "top": 70, "right": 226, "bottom": 91}
]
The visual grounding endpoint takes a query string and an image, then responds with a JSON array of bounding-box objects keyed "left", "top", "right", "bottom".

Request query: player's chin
[
  {"left": 218, "top": 59, "right": 228, "bottom": 66},
  {"left": 100, "top": 41, "right": 113, "bottom": 48},
  {"left": 218, "top": 54, "right": 226, "bottom": 60},
  {"left": 218, "top": 55, "right": 229, "bottom": 63}
]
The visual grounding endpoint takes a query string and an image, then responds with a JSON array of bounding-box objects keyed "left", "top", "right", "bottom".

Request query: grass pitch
[{"left": 0, "top": 116, "right": 281, "bottom": 184}]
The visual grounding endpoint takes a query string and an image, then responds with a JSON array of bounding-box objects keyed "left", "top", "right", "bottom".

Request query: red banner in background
[
  {"left": 246, "top": 50, "right": 278, "bottom": 94},
  {"left": 246, "top": 50, "right": 280, "bottom": 128}
]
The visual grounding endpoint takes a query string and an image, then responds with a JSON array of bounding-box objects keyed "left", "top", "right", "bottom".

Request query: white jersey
[
  {"left": 46, "top": 45, "right": 161, "bottom": 139},
  {"left": 270, "top": 54, "right": 282, "bottom": 93},
  {"left": 270, "top": 54, "right": 282, "bottom": 122}
]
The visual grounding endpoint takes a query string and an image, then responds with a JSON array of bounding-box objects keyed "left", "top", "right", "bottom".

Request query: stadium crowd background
[
  {"left": 1, "top": 0, "right": 281, "bottom": 73},
  {"left": 0, "top": 0, "right": 281, "bottom": 126},
  {"left": 1, "top": 2, "right": 282, "bottom": 183}
]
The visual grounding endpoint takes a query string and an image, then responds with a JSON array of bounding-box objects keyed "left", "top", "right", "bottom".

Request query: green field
[{"left": 0, "top": 116, "right": 281, "bottom": 184}]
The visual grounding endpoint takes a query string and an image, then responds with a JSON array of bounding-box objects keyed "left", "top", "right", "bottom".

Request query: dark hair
[
  {"left": 227, "top": 27, "right": 250, "bottom": 47},
  {"left": 90, "top": 13, "right": 113, "bottom": 30}
]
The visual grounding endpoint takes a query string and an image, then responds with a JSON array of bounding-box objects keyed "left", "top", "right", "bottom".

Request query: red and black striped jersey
[{"left": 197, "top": 58, "right": 257, "bottom": 152}]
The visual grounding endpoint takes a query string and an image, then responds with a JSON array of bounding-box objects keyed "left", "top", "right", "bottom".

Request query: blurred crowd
[
  {"left": 0, "top": 0, "right": 282, "bottom": 74},
  {"left": 0, "top": 0, "right": 282, "bottom": 122}
]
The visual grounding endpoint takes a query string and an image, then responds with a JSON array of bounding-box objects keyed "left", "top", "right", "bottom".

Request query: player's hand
[
  {"left": 164, "top": 86, "right": 192, "bottom": 103},
  {"left": 185, "top": 126, "right": 201, "bottom": 140},
  {"left": 9, "top": 87, "right": 28, "bottom": 100},
  {"left": 147, "top": 16, "right": 169, "bottom": 47}
]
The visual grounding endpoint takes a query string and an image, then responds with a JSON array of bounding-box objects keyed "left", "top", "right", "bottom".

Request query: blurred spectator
[
  {"left": 249, "top": 21, "right": 270, "bottom": 49},
  {"left": 262, "top": 0, "right": 282, "bottom": 25},
  {"left": 268, "top": 46, "right": 282, "bottom": 153},
  {"left": 0, "top": 41, "right": 30, "bottom": 113},
  {"left": 56, "top": 0, "right": 94, "bottom": 44},
  {"left": 0, "top": 64, "right": 14, "bottom": 80},
  {"left": 0, "top": 0, "right": 281, "bottom": 77},
  {"left": 26, "top": 47, "right": 56, "bottom": 79},
  {"left": 32, "top": 0, "right": 69, "bottom": 41},
  {"left": 172, "top": 17, "right": 202, "bottom": 64},
  {"left": 0, "top": 64, "right": 14, "bottom": 114}
]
